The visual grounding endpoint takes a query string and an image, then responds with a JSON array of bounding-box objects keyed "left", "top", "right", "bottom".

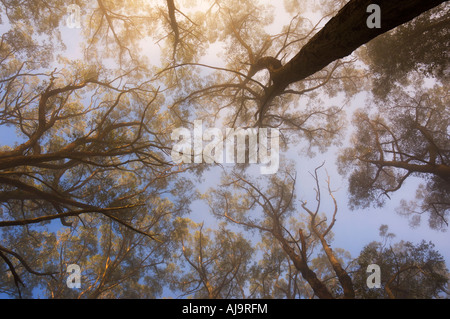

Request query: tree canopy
[{"left": 1, "top": 0, "right": 449, "bottom": 299}]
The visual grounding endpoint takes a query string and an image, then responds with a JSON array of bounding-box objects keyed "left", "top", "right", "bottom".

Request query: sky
[{"left": 0, "top": 0, "right": 449, "bottom": 298}]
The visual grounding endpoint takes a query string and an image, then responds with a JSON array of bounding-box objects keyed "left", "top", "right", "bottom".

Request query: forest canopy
[{"left": 0, "top": 0, "right": 449, "bottom": 299}]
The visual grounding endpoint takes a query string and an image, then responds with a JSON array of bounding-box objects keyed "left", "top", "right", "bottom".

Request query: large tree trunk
[
  {"left": 275, "top": 231, "right": 334, "bottom": 299},
  {"left": 274, "top": 0, "right": 448, "bottom": 86},
  {"left": 259, "top": 0, "right": 448, "bottom": 122}
]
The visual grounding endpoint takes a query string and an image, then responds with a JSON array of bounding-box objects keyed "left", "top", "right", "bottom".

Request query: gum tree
[
  {"left": 353, "top": 225, "right": 448, "bottom": 299},
  {"left": 1, "top": 0, "right": 449, "bottom": 298},
  {"left": 0, "top": 0, "right": 194, "bottom": 296},
  {"left": 168, "top": 219, "right": 254, "bottom": 299},
  {"left": 338, "top": 83, "right": 449, "bottom": 230},
  {"left": 202, "top": 165, "right": 448, "bottom": 299},
  {"left": 203, "top": 164, "right": 356, "bottom": 299},
  {"left": 338, "top": 4, "right": 449, "bottom": 231}
]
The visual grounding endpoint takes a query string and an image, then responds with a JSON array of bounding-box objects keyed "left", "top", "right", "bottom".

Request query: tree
[
  {"left": 336, "top": 4, "right": 450, "bottom": 231},
  {"left": 1, "top": 0, "right": 449, "bottom": 299},
  {"left": 248, "top": 234, "right": 309, "bottom": 299},
  {"left": 354, "top": 225, "right": 448, "bottom": 299},
  {"left": 0, "top": 1, "right": 196, "bottom": 295},
  {"left": 203, "top": 165, "right": 448, "bottom": 299},
  {"left": 362, "top": 5, "right": 449, "bottom": 99},
  {"left": 338, "top": 80, "right": 449, "bottom": 230},
  {"left": 203, "top": 164, "right": 356, "bottom": 299},
  {"left": 165, "top": 0, "right": 448, "bottom": 128},
  {"left": 168, "top": 219, "right": 254, "bottom": 299},
  {"left": 248, "top": 233, "right": 354, "bottom": 299},
  {"left": 0, "top": 196, "right": 186, "bottom": 298},
  {"left": 160, "top": 0, "right": 448, "bottom": 163}
]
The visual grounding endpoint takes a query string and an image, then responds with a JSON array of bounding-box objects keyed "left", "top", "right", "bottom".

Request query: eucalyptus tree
[
  {"left": 202, "top": 164, "right": 357, "bottom": 299},
  {"left": 1, "top": 0, "right": 448, "bottom": 298},
  {"left": 353, "top": 225, "right": 448, "bottom": 299},
  {"left": 168, "top": 219, "right": 254, "bottom": 299},
  {"left": 0, "top": 0, "right": 195, "bottom": 297},
  {"left": 338, "top": 77, "right": 449, "bottom": 230}
]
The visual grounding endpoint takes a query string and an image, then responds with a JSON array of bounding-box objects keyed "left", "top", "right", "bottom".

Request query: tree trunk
[
  {"left": 259, "top": 0, "right": 448, "bottom": 121},
  {"left": 274, "top": 0, "right": 447, "bottom": 86}
]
